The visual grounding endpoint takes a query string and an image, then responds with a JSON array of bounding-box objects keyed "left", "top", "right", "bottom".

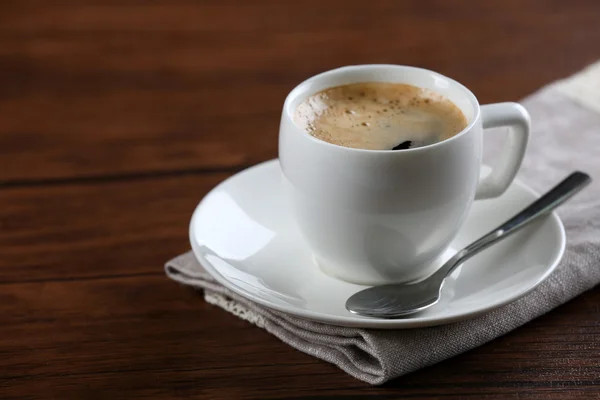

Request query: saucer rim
[{"left": 190, "top": 159, "right": 566, "bottom": 329}]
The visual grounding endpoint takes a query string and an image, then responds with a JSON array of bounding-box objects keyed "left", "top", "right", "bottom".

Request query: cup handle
[{"left": 475, "top": 102, "right": 531, "bottom": 200}]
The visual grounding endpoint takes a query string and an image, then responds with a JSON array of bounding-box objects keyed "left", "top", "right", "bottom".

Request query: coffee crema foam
[{"left": 293, "top": 82, "right": 468, "bottom": 150}]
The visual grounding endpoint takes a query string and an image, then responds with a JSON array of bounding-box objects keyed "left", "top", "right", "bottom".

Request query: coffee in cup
[{"left": 293, "top": 82, "right": 468, "bottom": 150}]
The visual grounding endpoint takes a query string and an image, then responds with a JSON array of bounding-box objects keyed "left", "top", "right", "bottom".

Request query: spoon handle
[{"left": 436, "top": 171, "right": 591, "bottom": 279}]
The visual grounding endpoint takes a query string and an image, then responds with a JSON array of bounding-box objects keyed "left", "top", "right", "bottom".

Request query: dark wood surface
[{"left": 1, "top": 1, "right": 599, "bottom": 398}]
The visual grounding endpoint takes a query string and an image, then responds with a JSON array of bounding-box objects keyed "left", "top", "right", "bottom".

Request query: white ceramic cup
[{"left": 279, "top": 65, "right": 530, "bottom": 285}]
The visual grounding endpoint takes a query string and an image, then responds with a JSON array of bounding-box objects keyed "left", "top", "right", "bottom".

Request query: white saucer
[{"left": 190, "top": 160, "right": 565, "bottom": 329}]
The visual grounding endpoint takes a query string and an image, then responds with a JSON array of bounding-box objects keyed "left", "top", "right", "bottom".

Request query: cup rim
[{"left": 283, "top": 64, "right": 481, "bottom": 154}]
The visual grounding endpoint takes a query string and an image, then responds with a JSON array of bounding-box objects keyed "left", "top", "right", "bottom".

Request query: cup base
[{"left": 312, "top": 251, "right": 450, "bottom": 286}]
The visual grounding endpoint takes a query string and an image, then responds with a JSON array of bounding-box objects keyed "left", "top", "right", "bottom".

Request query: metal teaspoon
[{"left": 346, "top": 171, "right": 591, "bottom": 319}]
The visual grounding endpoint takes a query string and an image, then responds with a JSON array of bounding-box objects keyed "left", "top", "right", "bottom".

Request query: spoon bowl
[{"left": 346, "top": 278, "right": 445, "bottom": 318}]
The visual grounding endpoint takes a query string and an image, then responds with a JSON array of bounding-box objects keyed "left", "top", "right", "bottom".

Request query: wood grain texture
[
  {"left": 1, "top": 0, "right": 600, "bottom": 398},
  {"left": 0, "top": 173, "right": 229, "bottom": 283},
  {"left": 1, "top": 0, "right": 600, "bottom": 182}
]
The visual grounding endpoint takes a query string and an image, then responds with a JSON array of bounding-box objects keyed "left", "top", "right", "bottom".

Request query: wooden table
[{"left": 2, "top": 1, "right": 599, "bottom": 398}]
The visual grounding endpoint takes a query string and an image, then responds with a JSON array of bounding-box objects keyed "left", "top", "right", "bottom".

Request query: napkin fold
[{"left": 166, "top": 61, "right": 600, "bottom": 385}]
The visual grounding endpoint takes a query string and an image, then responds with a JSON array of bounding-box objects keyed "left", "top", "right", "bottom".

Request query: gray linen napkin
[{"left": 165, "top": 62, "right": 600, "bottom": 385}]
